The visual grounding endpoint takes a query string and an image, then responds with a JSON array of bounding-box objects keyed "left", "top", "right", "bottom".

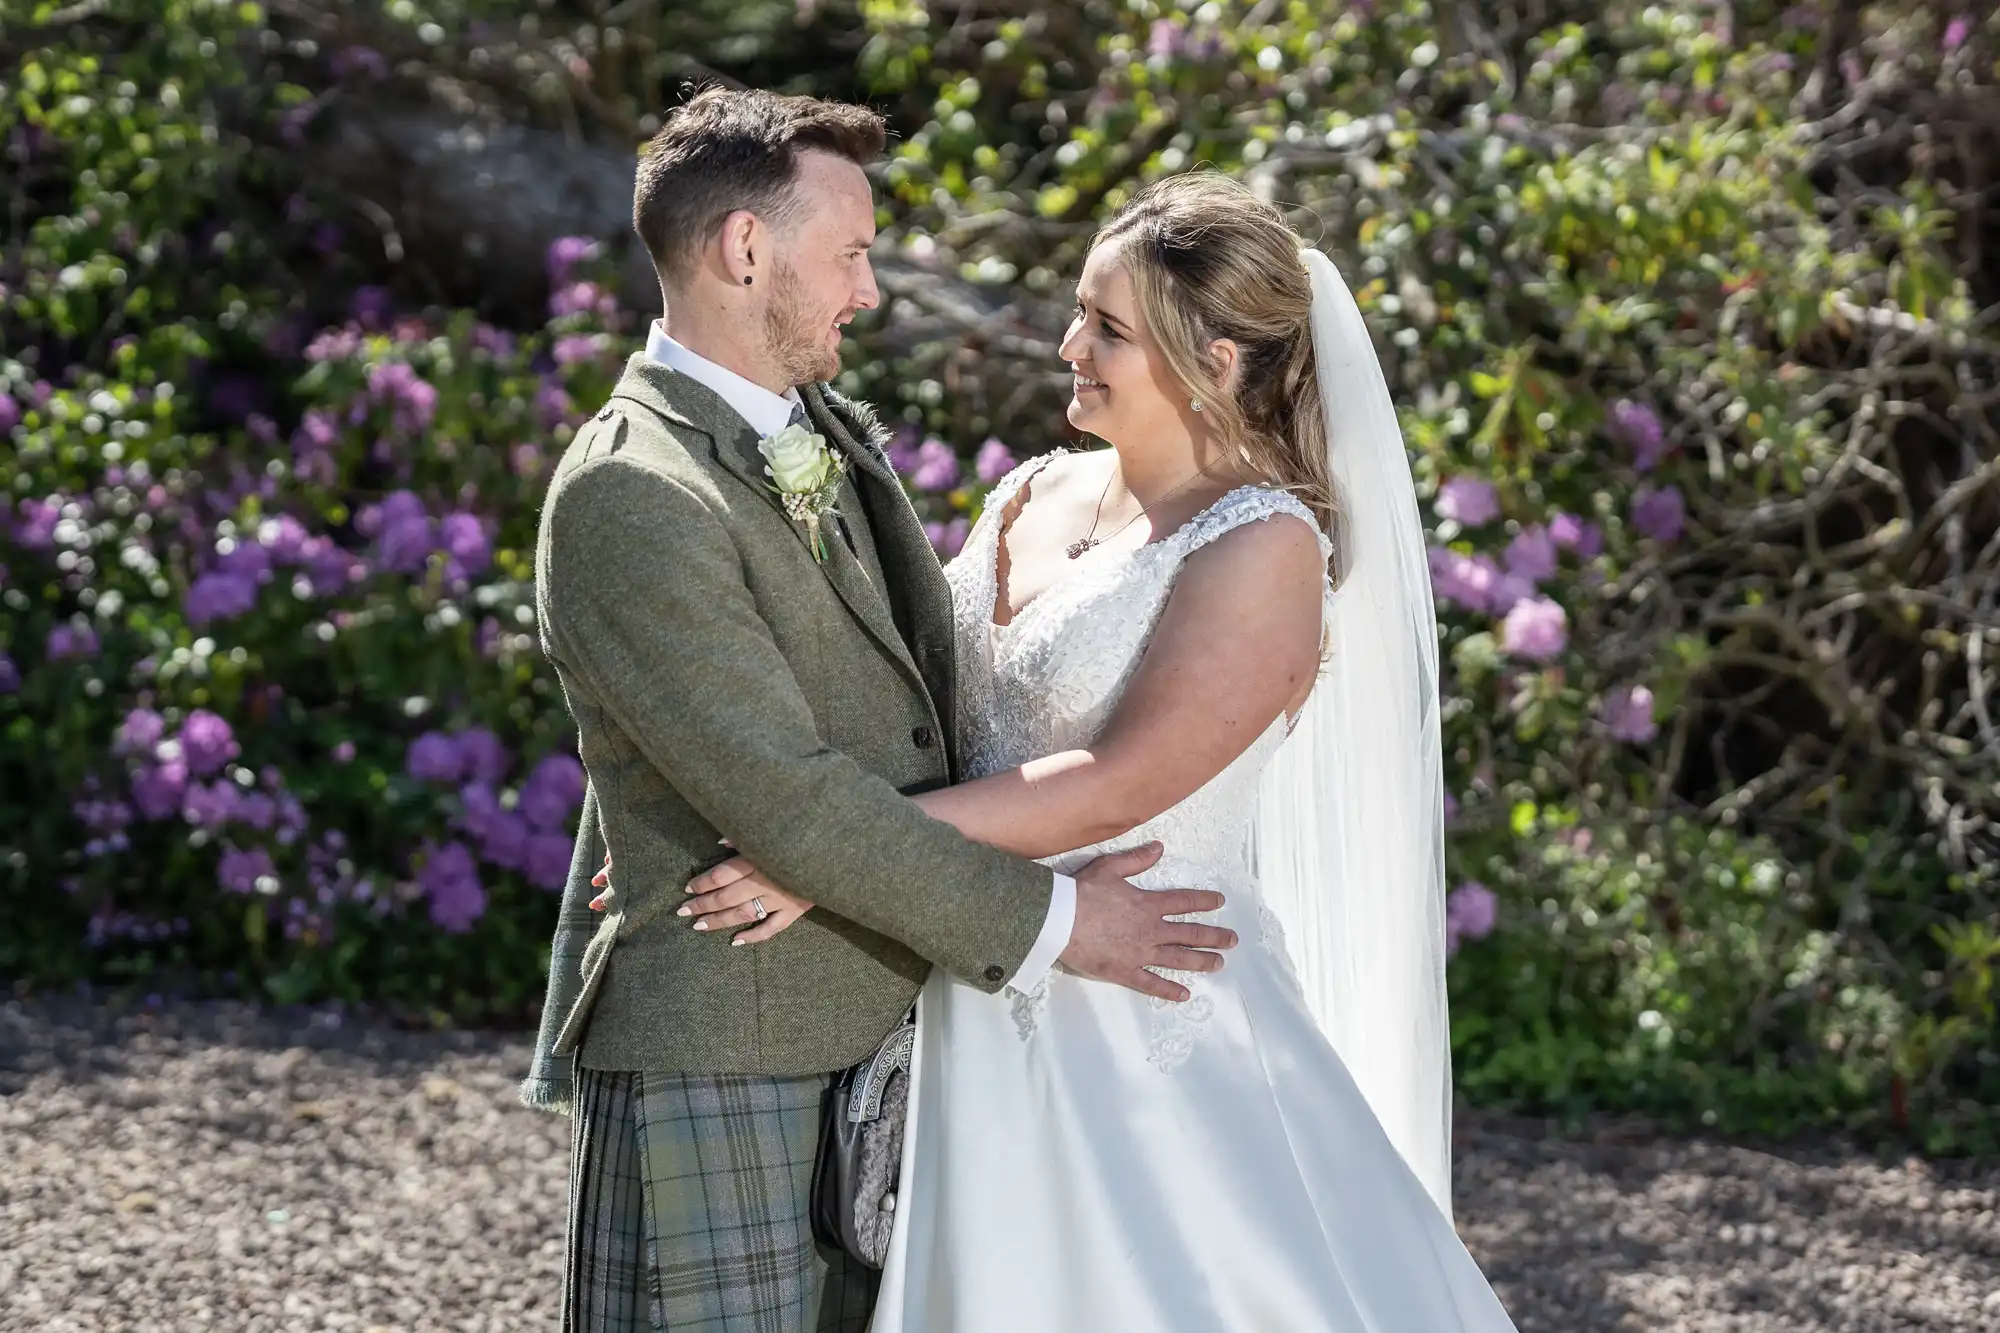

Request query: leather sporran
[{"left": 810, "top": 1009, "right": 916, "bottom": 1269}]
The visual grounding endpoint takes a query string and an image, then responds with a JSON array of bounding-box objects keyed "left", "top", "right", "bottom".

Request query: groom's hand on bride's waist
[{"left": 1059, "top": 841, "right": 1236, "bottom": 1003}]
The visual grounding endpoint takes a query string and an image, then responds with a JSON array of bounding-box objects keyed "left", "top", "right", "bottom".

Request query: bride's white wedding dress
[{"left": 868, "top": 455, "right": 1519, "bottom": 1332}]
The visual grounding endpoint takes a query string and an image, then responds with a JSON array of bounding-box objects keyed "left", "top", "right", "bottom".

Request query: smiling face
[
  {"left": 1059, "top": 240, "right": 1196, "bottom": 449},
  {"left": 764, "top": 150, "right": 880, "bottom": 385}
]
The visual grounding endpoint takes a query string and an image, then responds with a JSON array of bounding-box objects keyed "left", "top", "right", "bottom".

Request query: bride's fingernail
[
  {"left": 692, "top": 920, "right": 709, "bottom": 931},
  {"left": 731, "top": 937, "right": 747, "bottom": 947},
  {"left": 675, "top": 905, "right": 691, "bottom": 917}
]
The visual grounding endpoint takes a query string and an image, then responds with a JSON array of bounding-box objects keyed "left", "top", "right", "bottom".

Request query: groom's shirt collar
[{"left": 645, "top": 322, "right": 801, "bottom": 441}]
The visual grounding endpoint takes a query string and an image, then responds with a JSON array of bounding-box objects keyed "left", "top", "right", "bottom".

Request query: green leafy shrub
[{"left": 2, "top": 0, "right": 1995, "bottom": 1145}]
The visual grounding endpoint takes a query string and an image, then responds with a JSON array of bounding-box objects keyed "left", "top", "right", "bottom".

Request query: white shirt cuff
[{"left": 1007, "top": 872, "right": 1075, "bottom": 994}]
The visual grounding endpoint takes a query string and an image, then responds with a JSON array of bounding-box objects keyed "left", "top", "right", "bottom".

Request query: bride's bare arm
[
  {"left": 672, "top": 512, "right": 1323, "bottom": 941},
  {"left": 911, "top": 512, "right": 1324, "bottom": 859}
]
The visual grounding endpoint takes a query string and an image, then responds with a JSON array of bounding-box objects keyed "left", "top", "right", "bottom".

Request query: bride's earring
[{"left": 1190, "top": 398, "right": 1204, "bottom": 412}]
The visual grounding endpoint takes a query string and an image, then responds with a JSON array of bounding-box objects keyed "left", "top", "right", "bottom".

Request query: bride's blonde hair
[{"left": 1090, "top": 173, "right": 1337, "bottom": 572}]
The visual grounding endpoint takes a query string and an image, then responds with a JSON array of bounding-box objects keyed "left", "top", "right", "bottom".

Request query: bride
[{"left": 680, "top": 172, "right": 1519, "bottom": 1330}]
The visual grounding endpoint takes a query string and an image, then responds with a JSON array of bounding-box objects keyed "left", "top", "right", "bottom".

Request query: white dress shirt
[{"left": 645, "top": 323, "right": 1076, "bottom": 993}]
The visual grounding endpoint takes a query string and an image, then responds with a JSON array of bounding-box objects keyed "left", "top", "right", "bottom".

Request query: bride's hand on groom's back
[
  {"left": 588, "top": 849, "right": 815, "bottom": 944},
  {"left": 1060, "top": 842, "right": 1236, "bottom": 1003},
  {"left": 676, "top": 854, "right": 815, "bottom": 944}
]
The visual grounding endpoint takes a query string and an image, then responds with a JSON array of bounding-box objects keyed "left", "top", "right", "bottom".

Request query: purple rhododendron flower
[
  {"left": 534, "top": 379, "right": 573, "bottom": 428},
  {"left": 909, "top": 438, "right": 960, "bottom": 493},
  {"left": 1944, "top": 15, "right": 1973, "bottom": 51},
  {"left": 351, "top": 286, "right": 393, "bottom": 329},
  {"left": 457, "top": 781, "right": 501, "bottom": 838},
  {"left": 1631, "top": 485, "right": 1686, "bottom": 543},
  {"left": 116, "top": 708, "right": 166, "bottom": 756},
  {"left": 482, "top": 811, "right": 531, "bottom": 872},
  {"left": 1428, "top": 548, "right": 1528, "bottom": 615},
  {"left": 1611, "top": 400, "right": 1667, "bottom": 472},
  {"left": 553, "top": 334, "right": 602, "bottom": 366},
  {"left": 130, "top": 761, "right": 189, "bottom": 819},
  {"left": 1548, "top": 512, "right": 1593, "bottom": 555},
  {"left": 0, "top": 391, "right": 19, "bottom": 434},
  {"left": 975, "top": 438, "right": 1017, "bottom": 485},
  {"left": 0, "top": 653, "right": 18, "bottom": 694},
  {"left": 1601, "top": 684, "right": 1659, "bottom": 743},
  {"left": 455, "top": 728, "right": 510, "bottom": 787},
  {"left": 184, "top": 571, "right": 260, "bottom": 625},
  {"left": 357, "top": 489, "right": 423, "bottom": 538},
  {"left": 547, "top": 236, "right": 602, "bottom": 287},
  {"left": 367, "top": 362, "right": 439, "bottom": 434},
  {"left": 331, "top": 740, "right": 356, "bottom": 764},
  {"left": 1504, "top": 526, "right": 1558, "bottom": 584},
  {"left": 216, "top": 539, "right": 273, "bottom": 585},
  {"left": 472, "top": 323, "right": 517, "bottom": 359},
  {"left": 520, "top": 753, "right": 586, "bottom": 830},
  {"left": 237, "top": 792, "right": 278, "bottom": 831},
  {"left": 1447, "top": 882, "right": 1498, "bottom": 940},
  {"left": 46, "top": 623, "right": 99, "bottom": 661},
  {"left": 369, "top": 491, "right": 435, "bottom": 575},
  {"left": 296, "top": 408, "right": 338, "bottom": 451},
  {"left": 1428, "top": 548, "right": 1495, "bottom": 612},
  {"left": 258, "top": 515, "right": 311, "bottom": 563},
  {"left": 406, "top": 731, "right": 464, "bottom": 785},
  {"left": 1148, "top": 17, "right": 1188, "bottom": 58},
  {"left": 419, "top": 841, "right": 487, "bottom": 933},
  {"left": 438, "top": 512, "right": 491, "bottom": 577},
  {"left": 1500, "top": 596, "right": 1568, "bottom": 661},
  {"left": 13, "top": 497, "right": 59, "bottom": 549},
  {"left": 549, "top": 282, "right": 604, "bottom": 319},
  {"left": 1434, "top": 476, "right": 1499, "bottom": 526},
  {"left": 218, "top": 846, "right": 276, "bottom": 895},
  {"left": 927, "top": 517, "right": 971, "bottom": 558},
  {"left": 524, "top": 832, "right": 575, "bottom": 891},
  {"left": 305, "top": 541, "right": 358, "bottom": 595},
  {"left": 886, "top": 426, "right": 922, "bottom": 476},
  {"left": 181, "top": 780, "right": 242, "bottom": 829},
  {"left": 178, "top": 710, "right": 239, "bottom": 776}
]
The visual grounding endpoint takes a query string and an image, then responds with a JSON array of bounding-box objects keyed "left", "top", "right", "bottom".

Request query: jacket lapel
[
  {"left": 607, "top": 356, "right": 927, "bottom": 694},
  {"left": 801, "top": 385, "right": 963, "bottom": 771}
]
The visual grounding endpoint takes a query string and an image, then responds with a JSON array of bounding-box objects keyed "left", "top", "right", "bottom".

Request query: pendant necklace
[{"left": 1066, "top": 467, "right": 1208, "bottom": 560}]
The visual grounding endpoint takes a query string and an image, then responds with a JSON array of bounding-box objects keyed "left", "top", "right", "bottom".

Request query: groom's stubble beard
[{"left": 763, "top": 258, "right": 842, "bottom": 388}]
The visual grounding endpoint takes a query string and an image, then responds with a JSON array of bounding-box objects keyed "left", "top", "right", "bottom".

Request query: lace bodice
[
  {"left": 949, "top": 452, "right": 1331, "bottom": 866},
  {"left": 943, "top": 453, "right": 1333, "bottom": 1060}
]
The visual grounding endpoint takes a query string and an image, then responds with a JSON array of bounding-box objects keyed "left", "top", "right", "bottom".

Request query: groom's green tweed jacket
[{"left": 520, "top": 353, "right": 1051, "bottom": 1109}]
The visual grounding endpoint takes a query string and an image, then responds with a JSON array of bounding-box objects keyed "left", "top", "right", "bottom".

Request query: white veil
[{"left": 1250, "top": 247, "right": 1453, "bottom": 1218}]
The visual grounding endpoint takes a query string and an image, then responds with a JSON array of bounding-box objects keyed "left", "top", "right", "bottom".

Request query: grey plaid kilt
[{"left": 565, "top": 1060, "right": 878, "bottom": 1333}]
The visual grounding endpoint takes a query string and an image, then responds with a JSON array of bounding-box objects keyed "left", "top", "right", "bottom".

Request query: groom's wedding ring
[{"left": 750, "top": 897, "right": 769, "bottom": 922}]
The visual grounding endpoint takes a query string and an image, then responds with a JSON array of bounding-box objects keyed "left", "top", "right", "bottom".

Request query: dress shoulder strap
[
  {"left": 1170, "top": 485, "right": 1334, "bottom": 566},
  {"left": 982, "top": 450, "right": 1064, "bottom": 518}
]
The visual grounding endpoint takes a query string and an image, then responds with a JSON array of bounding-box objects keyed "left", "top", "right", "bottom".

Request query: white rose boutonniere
[{"left": 758, "top": 421, "right": 847, "bottom": 563}]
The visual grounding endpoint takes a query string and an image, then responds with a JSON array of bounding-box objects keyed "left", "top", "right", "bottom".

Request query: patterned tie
[{"left": 791, "top": 399, "right": 854, "bottom": 553}]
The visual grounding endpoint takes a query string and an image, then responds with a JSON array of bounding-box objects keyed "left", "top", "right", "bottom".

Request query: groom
[{"left": 523, "top": 86, "right": 1239, "bottom": 1332}]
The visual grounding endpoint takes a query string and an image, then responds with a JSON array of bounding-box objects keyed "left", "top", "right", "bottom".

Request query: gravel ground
[{"left": 2, "top": 997, "right": 1996, "bottom": 1332}]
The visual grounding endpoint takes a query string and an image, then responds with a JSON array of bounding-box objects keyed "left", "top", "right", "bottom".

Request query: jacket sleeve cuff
[{"left": 1006, "top": 872, "right": 1075, "bottom": 994}]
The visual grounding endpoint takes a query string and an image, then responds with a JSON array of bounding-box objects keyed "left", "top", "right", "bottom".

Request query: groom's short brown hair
[{"left": 635, "top": 86, "right": 886, "bottom": 287}]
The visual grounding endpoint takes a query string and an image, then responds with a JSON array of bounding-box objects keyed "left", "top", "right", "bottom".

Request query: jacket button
[
  {"left": 911, "top": 725, "right": 935, "bottom": 749},
  {"left": 983, "top": 965, "right": 1006, "bottom": 984}
]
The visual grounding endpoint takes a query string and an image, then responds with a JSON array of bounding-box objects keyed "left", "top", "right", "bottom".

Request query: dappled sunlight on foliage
[{"left": 1, "top": 0, "right": 1996, "bottom": 1146}]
